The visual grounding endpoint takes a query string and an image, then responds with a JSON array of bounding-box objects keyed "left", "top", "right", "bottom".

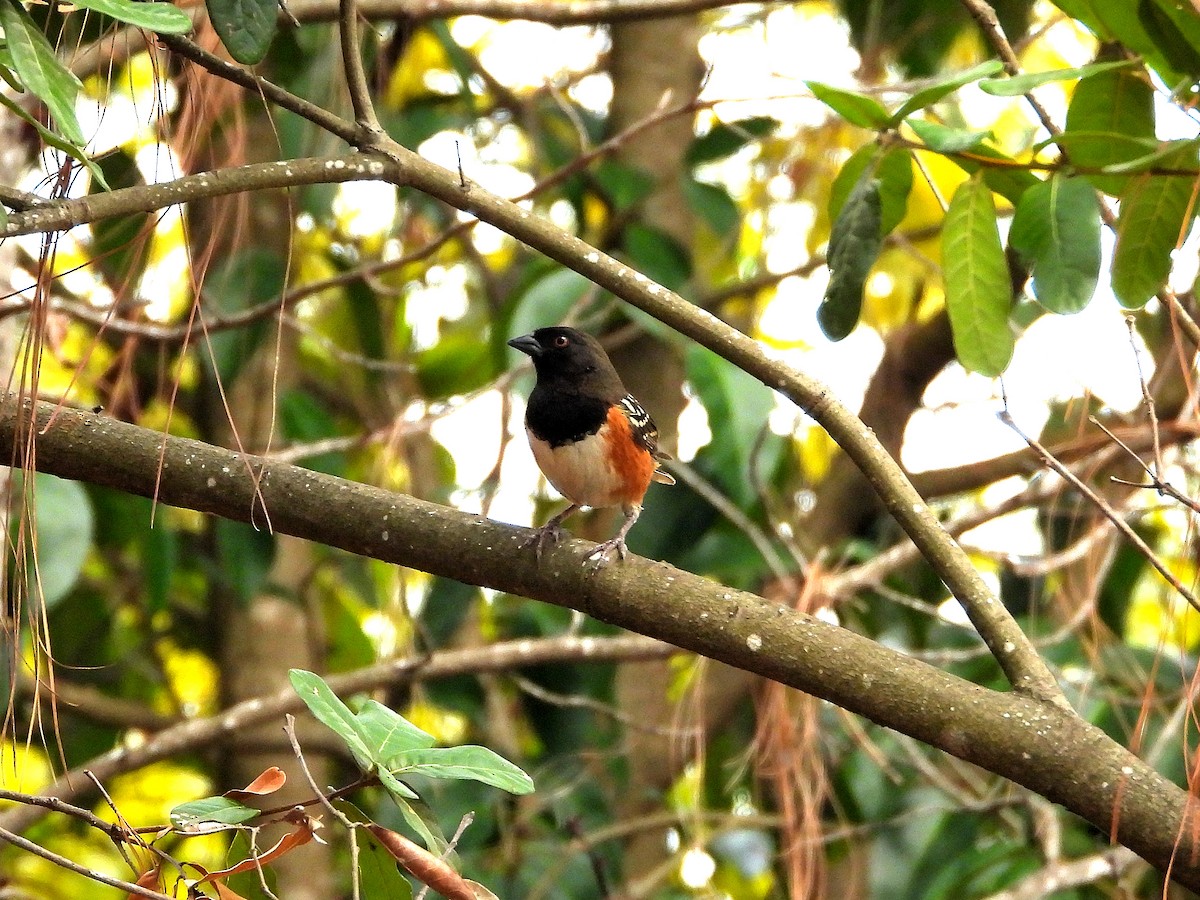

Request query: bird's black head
[{"left": 508, "top": 326, "right": 624, "bottom": 395}]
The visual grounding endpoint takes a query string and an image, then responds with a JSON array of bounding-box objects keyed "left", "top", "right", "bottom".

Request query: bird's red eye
[{"left": 553, "top": 335, "right": 570, "bottom": 348}]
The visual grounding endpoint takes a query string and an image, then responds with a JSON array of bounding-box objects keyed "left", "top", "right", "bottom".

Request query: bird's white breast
[{"left": 528, "top": 424, "right": 626, "bottom": 509}]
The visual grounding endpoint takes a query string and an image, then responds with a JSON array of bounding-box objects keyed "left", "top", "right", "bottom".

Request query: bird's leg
[
  {"left": 524, "top": 503, "right": 581, "bottom": 560},
  {"left": 586, "top": 504, "right": 641, "bottom": 571}
]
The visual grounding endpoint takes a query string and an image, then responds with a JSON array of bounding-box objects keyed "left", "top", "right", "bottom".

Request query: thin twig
[
  {"left": 338, "top": 0, "right": 384, "bottom": 136},
  {"left": 284, "top": 714, "right": 355, "bottom": 830},
  {"left": 666, "top": 458, "right": 796, "bottom": 590},
  {"left": 0, "top": 822, "right": 174, "bottom": 899},
  {"left": 999, "top": 410, "right": 1200, "bottom": 613},
  {"left": 1126, "top": 316, "right": 1164, "bottom": 479}
]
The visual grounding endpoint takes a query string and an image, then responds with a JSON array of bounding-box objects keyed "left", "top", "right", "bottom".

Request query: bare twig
[
  {"left": 337, "top": 0, "right": 384, "bottom": 137},
  {"left": 999, "top": 410, "right": 1200, "bottom": 613},
  {"left": 0, "top": 822, "right": 174, "bottom": 899}
]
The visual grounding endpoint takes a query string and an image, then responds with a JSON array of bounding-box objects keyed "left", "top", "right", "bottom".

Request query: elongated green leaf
[
  {"left": 687, "top": 116, "right": 779, "bottom": 165},
  {"left": 358, "top": 826, "right": 416, "bottom": 900},
  {"left": 26, "top": 474, "right": 93, "bottom": 608},
  {"left": 390, "top": 746, "right": 535, "bottom": 795},
  {"left": 383, "top": 789, "right": 449, "bottom": 854},
  {"left": 683, "top": 177, "right": 740, "bottom": 237},
  {"left": 889, "top": 60, "right": 1004, "bottom": 123},
  {"left": 0, "top": 0, "right": 84, "bottom": 144},
  {"left": 377, "top": 765, "right": 419, "bottom": 801},
  {"left": 71, "top": 0, "right": 192, "bottom": 31},
  {"left": 942, "top": 177, "right": 1014, "bottom": 375},
  {"left": 354, "top": 700, "right": 436, "bottom": 761},
  {"left": 1009, "top": 175, "right": 1100, "bottom": 314},
  {"left": 1138, "top": 0, "right": 1200, "bottom": 82},
  {"left": 830, "top": 146, "right": 911, "bottom": 235},
  {"left": 819, "top": 169, "right": 882, "bottom": 341},
  {"left": 206, "top": 0, "right": 277, "bottom": 64},
  {"left": 0, "top": 91, "right": 107, "bottom": 187},
  {"left": 170, "top": 796, "right": 259, "bottom": 832},
  {"left": 805, "top": 81, "right": 891, "bottom": 129},
  {"left": 1102, "top": 136, "right": 1200, "bottom": 174},
  {"left": 1065, "top": 62, "right": 1155, "bottom": 195},
  {"left": 1112, "top": 170, "right": 1199, "bottom": 308},
  {"left": 907, "top": 119, "right": 991, "bottom": 153},
  {"left": 288, "top": 669, "right": 374, "bottom": 770},
  {"left": 977, "top": 59, "right": 1135, "bottom": 96}
]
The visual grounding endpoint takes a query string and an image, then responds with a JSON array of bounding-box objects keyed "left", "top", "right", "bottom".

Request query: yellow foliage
[
  {"left": 32, "top": 321, "right": 115, "bottom": 408},
  {"left": 0, "top": 742, "right": 53, "bottom": 796},
  {"left": 138, "top": 398, "right": 200, "bottom": 438},
  {"left": 404, "top": 701, "right": 469, "bottom": 746},
  {"left": 153, "top": 639, "right": 220, "bottom": 717},
  {"left": 666, "top": 761, "right": 704, "bottom": 814},
  {"left": 1125, "top": 558, "right": 1200, "bottom": 652},
  {"left": 860, "top": 246, "right": 936, "bottom": 332},
  {"left": 385, "top": 29, "right": 456, "bottom": 108},
  {"left": 796, "top": 425, "right": 836, "bottom": 485},
  {"left": 104, "top": 760, "right": 213, "bottom": 826}
]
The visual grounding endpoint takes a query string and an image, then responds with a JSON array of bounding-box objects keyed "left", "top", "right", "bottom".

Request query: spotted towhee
[{"left": 508, "top": 326, "right": 675, "bottom": 567}]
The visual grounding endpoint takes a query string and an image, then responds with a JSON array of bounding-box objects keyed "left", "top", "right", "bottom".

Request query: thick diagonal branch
[{"left": 0, "top": 397, "right": 1197, "bottom": 887}]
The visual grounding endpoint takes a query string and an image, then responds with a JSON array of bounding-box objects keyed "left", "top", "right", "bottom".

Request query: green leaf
[
  {"left": 907, "top": 119, "right": 991, "bottom": 153},
  {"left": 805, "top": 81, "right": 891, "bottom": 129},
  {"left": 1112, "top": 169, "right": 1199, "bottom": 308},
  {"left": 686, "top": 116, "right": 779, "bottom": 165},
  {"left": 942, "top": 177, "right": 1014, "bottom": 375},
  {"left": 1008, "top": 175, "right": 1101, "bottom": 314},
  {"left": 170, "top": 797, "right": 259, "bottom": 831},
  {"left": 0, "top": 91, "right": 106, "bottom": 187},
  {"left": 224, "top": 831, "right": 278, "bottom": 899},
  {"left": 214, "top": 519, "right": 274, "bottom": 603},
  {"left": 682, "top": 177, "right": 740, "bottom": 237},
  {"left": 819, "top": 169, "right": 882, "bottom": 340},
  {"left": 890, "top": 60, "right": 1004, "bottom": 122},
  {"left": 289, "top": 669, "right": 375, "bottom": 771},
  {"left": 206, "top": 0, "right": 277, "bottom": 64},
  {"left": 1138, "top": 0, "right": 1200, "bottom": 82},
  {"left": 385, "top": 791, "right": 449, "bottom": 854},
  {"left": 0, "top": 0, "right": 84, "bottom": 144},
  {"left": 685, "top": 346, "right": 774, "bottom": 506},
  {"left": 358, "top": 826, "right": 415, "bottom": 900},
  {"left": 415, "top": 328, "right": 495, "bottom": 398},
  {"left": 593, "top": 160, "right": 655, "bottom": 211},
  {"left": 389, "top": 746, "right": 535, "bottom": 795},
  {"left": 828, "top": 145, "right": 911, "bottom": 234},
  {"left": 354, "top": 700, "right": 437, "bottom": 761},
  {"left": 1101, "top": 136, "right": 1200, "bottom": 174},
  {"left": 976, "top": 59, "right": 1136, "bottom": 95},
  {"left": 621, "top": 223, "right": 691, "bottom": 292},
  {"left": 28, "top": 474, "right": 93, "bottom": 608},
  {"left": 70, "top": 0, "right": 192, "bottom": 31},
  {"left": 1064, "top": 61, "right": 1155, "bottom": 195}
]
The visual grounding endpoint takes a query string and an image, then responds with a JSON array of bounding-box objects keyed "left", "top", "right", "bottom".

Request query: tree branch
[
  {"left": 1, "top": 397, "right": 1198, "bottom": 887},
  {"left": 0, "top": 146, "right": 1065, "bottom": 706}
]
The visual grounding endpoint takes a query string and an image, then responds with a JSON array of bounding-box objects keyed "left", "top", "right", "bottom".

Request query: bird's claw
[
  {"left": 523, "top": 522, "right": 565, "bottom": 560},
  {"left": 585, "top": 538, "right": 627, "bottom": 573}
]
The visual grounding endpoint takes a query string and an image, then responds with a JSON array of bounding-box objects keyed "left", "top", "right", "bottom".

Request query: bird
[{"left": 508, "top": 326, "right": 675, "bottom": 568}]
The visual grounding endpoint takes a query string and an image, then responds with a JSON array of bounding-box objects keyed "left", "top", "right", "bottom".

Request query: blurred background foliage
[{"left": 2, "top": 0, "right": 1200, "bottom": 896}]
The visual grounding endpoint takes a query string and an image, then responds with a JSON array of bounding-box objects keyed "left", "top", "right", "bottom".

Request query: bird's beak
[{"left": 507, "top": 334, "right": 542, "bottom": 358}]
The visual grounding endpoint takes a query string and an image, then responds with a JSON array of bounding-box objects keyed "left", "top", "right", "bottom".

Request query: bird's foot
[
  {"left": 585, "top": 537, "right": 628, "bottom": 572},
  {"left": 523, "top": 521, "right": 565, "bottom": 560}
]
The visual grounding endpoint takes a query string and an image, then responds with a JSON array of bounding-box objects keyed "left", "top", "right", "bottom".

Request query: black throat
[{"left": 525, "top": 384, "right": 609, "bottom": 448}]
